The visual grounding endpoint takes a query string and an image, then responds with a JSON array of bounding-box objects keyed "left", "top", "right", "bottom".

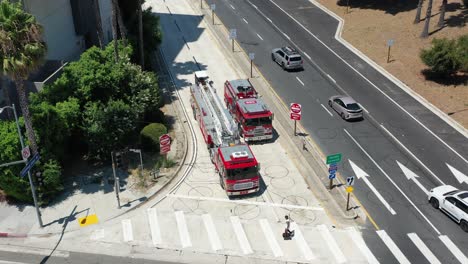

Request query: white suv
[{"left": 428, "top": 185, "right": 468, "bottom": 232}]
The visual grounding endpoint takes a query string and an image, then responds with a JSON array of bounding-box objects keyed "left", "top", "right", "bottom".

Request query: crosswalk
[{"left": 90, "top": 209, "right": 468, "bottom": 263}]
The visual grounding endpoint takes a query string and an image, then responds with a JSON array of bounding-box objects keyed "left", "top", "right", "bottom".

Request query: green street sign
[{"left": 326, "top": 153, "right": 342, "bottom": 164}]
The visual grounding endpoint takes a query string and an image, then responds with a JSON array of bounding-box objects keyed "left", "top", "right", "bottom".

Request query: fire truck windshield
[
  {"left": 244, "top": 117, "right": 272, "bottom": 127},
  {"left": 226, "top": 166, "right": 258, "bottom": 180}
]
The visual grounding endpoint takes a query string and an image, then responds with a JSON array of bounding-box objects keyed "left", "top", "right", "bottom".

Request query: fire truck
[
  {"left": 190, "top": 71, "right": 260, "bottom": 196},
  {"left": 224, "top": 79, "right": 274, "bottom": 142}
]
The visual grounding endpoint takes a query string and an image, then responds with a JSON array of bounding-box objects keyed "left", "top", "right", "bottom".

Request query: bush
[
  {"left": 140, "top": 123, "right": 167, "bottom": 152},
  {"left": 420, "top": 38, "right": 459, "bottom": 76},
  {"left": 37, "top": 159, "right": 64, "bottom": 205},
  {"left": 456, "top": 35, "right": 468, "bottom": 72}
]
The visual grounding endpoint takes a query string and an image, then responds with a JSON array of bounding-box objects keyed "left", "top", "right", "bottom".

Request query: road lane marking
[
  {"left": 446, "top": 163, "right": 468, "bottom": 184},
  {"left": 397, "top": 161, "right": 429, "bottom": 195},
  {"left": 259, "top": 219, "right": 283, "bottom": 257},
  {"left": 147, "top": 208, "right": 162, "bottom": 246},
  {"left": 242, "top": 18, "right": 248, "bottom": 24},
  {"left": 256, "top": 33, "right": 263, "bottom": 40},
  {"left": 296, "top": 76, "right": 305, "bottom": 86},
  {"left": 358, "top": 103, "right": 369, "bottom": 114},
  {"left": 230, "top": 4, "right": 235, "bottom": 10},
  {"left": 303, "top": 52, "right": 311, "bottom": 60},
  {"left": 283, "top": 33, "right": 291, "bottom": 40},
  {"left": 349, "top": 160, "right": 396, "bottom": 215},
  {"left": 407, "top": 233, "right": 441, "bottom": 264},
  {"left": 346, "top": 228, "right": 379, "bottom": 264},
  {"left": 376, "top": 230, "right": 410, "bottom": 264},
  {"left": 175, "top": 211, "right": 192, "bottom": 248},
  {"left": 326, "top": 74, "right": 336, "bottom": 83},
  {"left": 381, "top": 125, "right": 444, "bottom": 185},
  {"left": 439, "top": 235, "right": 468, "bottom": 264},
  {"left": 202, "top": 214, "right": 222, "bottom": 251},
  {"left": 317, "top": 225, "right": 346, "bottom": 263},
  {"left": 321, "top": 104, "right": 333, "bottom": 117},
  {"left": 121, "top": 219, "right": 133, "bottom": 242},
  {"left": 265, "top": 16, "right": 272, "bottom": 23},
  {"left": 267, "top": 0, "right": 468, "bottom": 165},
  {"left": 291, "top": 222, "right": 315, "bottom": 260},
  {"left": 345, "top": 129, "right": 441, "bottom": 234},
  {"left": 252, "top": 3, "right": 258, "bottom": 9},
  {"left": 167, "top": 194, "right": 323, "bottom": 210},
  {"left": 230, "top": 216, "right": 253, "bottom": 254}
]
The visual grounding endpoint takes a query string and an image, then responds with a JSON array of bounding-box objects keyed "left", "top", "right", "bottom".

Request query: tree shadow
[
  {"left": 421, "top": 69, "right": 468, "bottom": 86},
  {"left": 336, "top": 0, "right": 419, "bottom": 15},
  {"left": 444, "top": 3, "right": 467, "bottom": 28}
]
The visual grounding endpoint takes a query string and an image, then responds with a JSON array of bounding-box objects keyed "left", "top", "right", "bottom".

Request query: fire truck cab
[{"left": 224, "top": 79, "right": 274, "bottom": 142}]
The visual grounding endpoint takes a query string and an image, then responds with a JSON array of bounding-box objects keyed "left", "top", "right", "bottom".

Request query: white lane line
[
  {"left": 230, "top": 4, "right": 235, "bottom": 10},
  {"left": 147, "top": 208, "right": 162, "bottom": 246},
  {"left": 121, "top": 219, "right": 134, "bottom": 242},
  {"left": 259, "top": 219, "right": 283, "bottom": 257},
  {"left": 321, "top": 104, "right": 333, "bottom": 117},
  {"left": 346, "top": 228, "right": 379, "bottom": 264},
  {"left": 267, "top": 0, "right": 468, "bottom": 165},
  {"left": 230, "top": 216, "right": 253, "bottom": 254},
  {"left": 167, "top": 194, "right": 323, "bottom": 210},
  {"left": 175, "top": 211, "right": 192, "bottom": 248},
  {"left": 0, "top": 244, "right": 69, "bottom": 258},
  {"left": 439, "top": 235, "right": 468, "bottom": 264},
  {"left": 283, "top": 33, "right": 291, "bottom": 40},
  {"left": 252, "top": 3, "right": 258, "bottom": 9},
  {"left": 407, "top": 233, "right": 441, "bottom": 264},
  {"left": 376, "top": 230, "right": 410, "bottom": 264},
  {"left": 291, "top": 222, "right": 315, "bottom": 260},
  {"left": 296, "top": 76, "right": 305, "bottom": 86},
  {"left": 359, "top": 103, "right": 369, "bottom": 114},
  {"left": 265, "top": 16, "right": 272, "bottom": 23},
  {"left": 256, "top": 33, "right": 263, "bottom": 40},
  {"left": 317, "top": 225, "right": 346, "bottom": 263},
  {"left": 344, "top": 129, "right": 441, "bottom": 234},
  {"left": 202, "top": 214, "right": 222, "bottom": 251},
  {"left": 303, "top": 52, "right": 311, "bottom": 60},
  {"left": 380, "top": 125, "right": 444, "bottom": 185},
  {"left": 242, "top": 18, "right": 249, "bottom": 24},
  {"left": 326, "top": 74, "right": 336, "bottom": 83}
]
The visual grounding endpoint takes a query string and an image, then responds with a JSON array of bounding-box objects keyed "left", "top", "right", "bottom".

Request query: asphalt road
[{"left": 205, "top": 0, "right": 468, "bottom": 263}]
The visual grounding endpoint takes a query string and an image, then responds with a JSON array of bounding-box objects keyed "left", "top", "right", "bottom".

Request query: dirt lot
[{"left": 316, "top": 0, "right": 468, "bottom": 128}]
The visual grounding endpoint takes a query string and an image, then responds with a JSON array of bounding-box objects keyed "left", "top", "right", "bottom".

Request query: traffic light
[
  {"left": 115, "top": 152, "right": 123, "bottom": 169},
  {"left": 35, "top": 172, "right": 44, "bottom": 187}
]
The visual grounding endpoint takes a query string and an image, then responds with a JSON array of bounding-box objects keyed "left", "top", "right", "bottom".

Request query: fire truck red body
[
  {"left": 224, "top": 79, "right": 274, "bottom": 142},
  {"left": 191, "top": 71, "right": 260, "bottom": 196}
]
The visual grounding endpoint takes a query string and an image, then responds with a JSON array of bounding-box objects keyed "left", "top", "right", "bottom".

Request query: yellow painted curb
[{"left": 78, "top": 214, "right": 99, "bottom": 227}]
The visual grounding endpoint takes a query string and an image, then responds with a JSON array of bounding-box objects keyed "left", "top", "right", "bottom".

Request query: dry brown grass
[{"left": 317, "top": 0, "right": 468, "bottom": 127}]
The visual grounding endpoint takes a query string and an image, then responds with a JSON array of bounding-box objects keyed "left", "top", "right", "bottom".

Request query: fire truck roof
[
  {"left": 238, "top": 98, "right": 269, "bottom": 114},
  {"left": 227, "top": 79, "right": 254, "bottom": 93},
  {"left": 220, "top": 144, "right": 256, "bottom": 165}
]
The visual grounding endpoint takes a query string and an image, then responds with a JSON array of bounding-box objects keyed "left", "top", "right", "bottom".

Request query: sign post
[
  {"left": 345, "top": 176, "right": 355, "bottom": 211},
  {"left": 229, "top": 29, "right": 237, "bottom": 52},
  {"left": 326, "top": 153, "right": 342, "bottom": 189},
  {"left": 387, "top": 39, "right": 394, "bottom": 63},
  {"left": 211, "top": 4, "right": 216, "bottom": 25},
  {"left": 249, "top": 52, "right": 255, "bottom": 78},
  {"left": 289, "top": 103, "right": 302, "bottom": 136}
]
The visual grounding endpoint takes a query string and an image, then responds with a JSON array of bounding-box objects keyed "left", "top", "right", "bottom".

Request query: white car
[{"left": 428, "top": 185, "right": 468, "bottom": 232}]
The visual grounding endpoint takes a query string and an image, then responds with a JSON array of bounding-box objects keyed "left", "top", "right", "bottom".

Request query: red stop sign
[
  {"left": 290, "top": 103, "right": 301, "bottom": 114},
  {"left": 159, "top": 134, "right": 171, "bottom": 146}
]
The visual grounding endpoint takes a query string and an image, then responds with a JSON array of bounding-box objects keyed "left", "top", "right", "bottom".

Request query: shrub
[
  {"left": 420, "top": 38, "right": 459, "bottom": 76},
  {"left": 37, "top": 159, "right": 64, "bottom": 205},
  {"left": 456, "top": 35, "right": 468, "bottom": 72},
  {"left": 140, "top": 123, "right": 167, "bottom": 152}
]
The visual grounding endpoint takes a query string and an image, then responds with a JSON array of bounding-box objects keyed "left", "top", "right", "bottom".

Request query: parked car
[
  {"left": 428, "top": 185, "right": 468, "bottom": 232},
  {"left": 328, "top": 95, "right": 363, "bottom": 120},
  {"left": 271, "top": 46, "right": 303, "bottom": 71}
]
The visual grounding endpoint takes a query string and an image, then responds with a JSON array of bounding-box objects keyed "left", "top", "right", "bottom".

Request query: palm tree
[
  {"left": 421, "top": 0, "right": 433, "bottom": 38},
  {"left": 111, "top": 0, "right": 119, "bottom": 62},
  {"left": 414, "top": 0, "right": 424, "bottom": 24},
  {"left": 0, "top": 1, "right": 46, "bottom": 155},
  {"left": 138, "top": 0, "right": 144, "bottom": 69},
  {"left": 93, "top": 0, "right": 105, "bottom": 49},
  {"left": 115, "top": 2, "right": 127, "bottom": 45},
  {"left": 437, "top": 0, "right": 447, "bottom": 28}
]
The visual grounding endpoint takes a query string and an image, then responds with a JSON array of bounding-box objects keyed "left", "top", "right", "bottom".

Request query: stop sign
[{"left": 159, "top": 134, "right": 171, "bottom": 146}]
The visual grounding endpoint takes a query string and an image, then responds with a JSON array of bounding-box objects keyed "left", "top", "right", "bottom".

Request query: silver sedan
[{"left": 328, "top": 95, "right": 363, "bottom": 120}]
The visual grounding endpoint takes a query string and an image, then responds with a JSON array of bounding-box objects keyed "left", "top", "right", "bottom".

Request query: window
[
  {"left": 290, "top": 56, "right": 301, "bottom": 62},
  {"left": 458, "top": 192, "right": 468, "bottom": 199},
  {"left": 455, "top": 201, "right": 468, "bottom": 214},
  {"left": 226, "top": 166, "right": 258, "bottom": 180},
  {"left": 346, "top": 103, "right": 361, "bottom": 111},
  {"left": 446, "top": 197, "right": 457, "bottom": 205},
  {"left": 244, "top": 117, "right": 272, "bottom": 126},
  {"left": 334, "top": 99, "right": 345, "bottom": 107},
  {"left": 277, "top": 51, "right": 285, "bottom": 57}
]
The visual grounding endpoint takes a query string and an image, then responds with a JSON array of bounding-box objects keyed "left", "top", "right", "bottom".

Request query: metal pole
[
  {"left": 139, "top": 151, "right": 144, "bottom": 177},
  {"left": 250, "top": 59, "right": 253, "bottom": 78},
  {"left": 111, "top": 152, "right": 121, "bottom": 209},
  {"left": 346, "top": 192, "right": 351, "bottom": 211},
  {"left": 200, "top": 0, "right": 202, "bottom": 9},
  {"left": 387, "top": 46, "right": 391, "bottom": 63},
  {"left": 12, "top": 104, "right": 43, "bottom": 228},
  {"left": 294, "top": 120, "right": 297, "bottom": 136},
  {"left": 329, "top": 178, "right": 333, "bottom": 190},
  {"left": 212, "top": 10, "right": 214, "bottom": 25}
]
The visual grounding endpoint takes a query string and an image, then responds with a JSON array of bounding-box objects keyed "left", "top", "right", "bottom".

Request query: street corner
[{"left": 78, "top": 214, "right": 99, "bottom": 227}]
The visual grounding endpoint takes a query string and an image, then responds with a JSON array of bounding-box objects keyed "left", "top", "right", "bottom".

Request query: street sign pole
[
  {"left": 211, "top": 4, "right": 216, "bottom": 25},
  {"left": 111, "top": 152, "right": 121, "bottom": 209},
  {"left": 346, "top": 192, "right": 351, "bottom": 211},
  {"left": 294, "top": 120, "right": 297, "bottom": 136},
  {"left": 251, "top": 59, "right": 253, "bottom": 78}
]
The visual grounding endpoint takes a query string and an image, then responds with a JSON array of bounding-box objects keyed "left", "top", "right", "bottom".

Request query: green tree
[
  {"left": 0, "top": 1, "right": 47, "bottom": 155},
  {"left": 456, "top": 35, "right": 468, "bottom": 72},
  {"left": 420, "top": 38, "right": 459, "bottom": 76},
  {"left": 37, "top": 159, "right": 63, "bottom": 205}
]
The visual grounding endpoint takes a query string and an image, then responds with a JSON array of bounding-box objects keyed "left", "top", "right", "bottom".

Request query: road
[{"left": 204, "top": 0, "right": 468, "bottom": 263}]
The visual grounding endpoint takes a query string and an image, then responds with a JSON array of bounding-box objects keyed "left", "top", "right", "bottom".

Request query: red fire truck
[
  {"left": 224, "top": 79, "right": 274, "bottom": 142},
  {"left": 190, "top": 71, "right": 260, "bottom": 196}
]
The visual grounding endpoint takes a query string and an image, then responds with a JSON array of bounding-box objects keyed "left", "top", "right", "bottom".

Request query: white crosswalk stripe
[
  {"left": 259, "top": 219, "right": 283, "bottom": 257},
  {"left": 121, "top": 219, "right": 133, "bottom": 242},
  {"left": 175, "top": 211, "right": 192, "bottom": 248},
  {"left": 408, "top": 233, "right": 441, "bottom": 264},
  {"left": 230, "top": 216, "right": 253, "bottom": 255},
  {"left": 290, "top": 222, "right": 315, "bottom": 261},
  {"left": 347, "top": 228, "right": 380, "bottom": 264},
  {"left": 376, "top": 230, "right": 410, "bottom": 264},
  {"left": 439, "top": 235, "right": 468, "bottom": 264},
  {"left": 202, "top": 214, "right": 222, "bottom": 251},
  {"left": 147, "top": 208, "right": 162, "bottom": 246},
  {"left": 318, "top": 225, "right": 346, "bottom": 263}
]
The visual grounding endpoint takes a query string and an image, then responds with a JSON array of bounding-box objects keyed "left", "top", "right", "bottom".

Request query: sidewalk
[{"left": 0, "top": 54, "right": 187, "bottom": 238}]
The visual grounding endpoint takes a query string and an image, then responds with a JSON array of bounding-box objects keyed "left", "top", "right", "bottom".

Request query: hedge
[{"left": 140, "top": 123, "right": 168, "bottom": 152}]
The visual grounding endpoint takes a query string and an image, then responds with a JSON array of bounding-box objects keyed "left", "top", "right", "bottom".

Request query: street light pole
[{"left": 1, "top": 104, "right": 43, "bottom": 227}]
